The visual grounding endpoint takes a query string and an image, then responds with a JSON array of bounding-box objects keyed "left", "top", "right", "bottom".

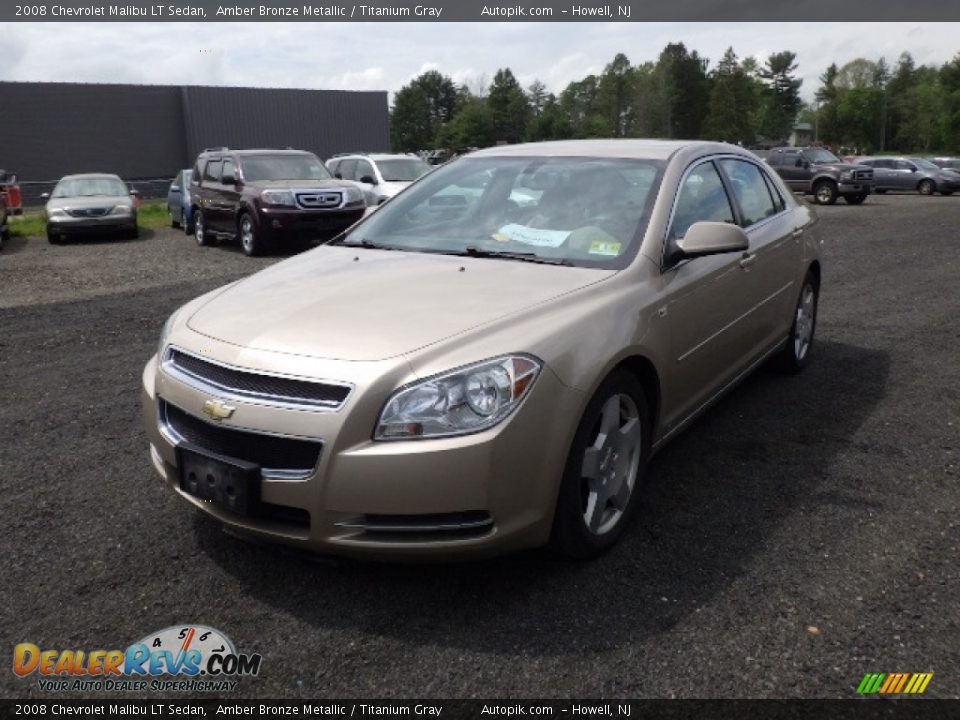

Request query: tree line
[{"left": 388, "top": 44, "right": 960, "bottom": 155}]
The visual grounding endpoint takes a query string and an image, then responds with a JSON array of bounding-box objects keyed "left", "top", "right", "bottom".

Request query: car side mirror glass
[
  {"left": 676, "top": 221, "right": 749, "bottom": 258},
  {"left": 360, "top": 175, "right": 376, "bottom": 185}
]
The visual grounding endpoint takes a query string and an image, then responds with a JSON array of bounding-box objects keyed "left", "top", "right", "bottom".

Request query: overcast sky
[{"left": 1, "top": 22, "right": 957, "bottom": 102}]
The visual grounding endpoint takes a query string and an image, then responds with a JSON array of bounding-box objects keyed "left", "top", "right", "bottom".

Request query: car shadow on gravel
[{"left": 193, "top": 339, "right": 890, "bottom": 655}]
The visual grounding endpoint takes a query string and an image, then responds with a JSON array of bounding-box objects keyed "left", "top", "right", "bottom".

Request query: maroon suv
[{"left": 189, "top": 148, "right": 366, "bottom": 256}]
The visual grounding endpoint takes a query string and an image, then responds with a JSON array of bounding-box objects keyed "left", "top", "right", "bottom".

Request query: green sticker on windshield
[{"left": 588, "top": 240, "right": 621, "bottom": 256}]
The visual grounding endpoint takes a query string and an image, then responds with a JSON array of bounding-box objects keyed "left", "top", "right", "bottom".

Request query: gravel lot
[{"left": 2, "top": 195, "right": 958, "bottom": 700}]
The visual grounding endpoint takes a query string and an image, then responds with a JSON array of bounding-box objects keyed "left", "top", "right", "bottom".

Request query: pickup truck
[{"left": 760, "top": 147, "right": 874, "bottom": 205}]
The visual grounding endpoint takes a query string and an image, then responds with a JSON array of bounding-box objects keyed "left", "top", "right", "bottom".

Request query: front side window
[
  {"left": 804, "top": 148, "right": 842, "bottom": 164},
  {"left": 337, "top": 159, "right": 358, "bottom": 181},
  {"left": 719, "top": 159, "right": 779, "bottom": 227},
  {"left": 221, "top": 160, "right": 235, "bottom": 182},
  {"left": 668, "top": 161, "right": 734, "bottom": 241},
  {"left": 356, "top": 160, "right": 376, "bottom": 183},
  {"left": 239, "top": 154, "right": 331, "bottom": 182},
  {"left": 203, "top": 160, "right": 222, "bottom": 182},
  {"left": 337, "top": 156, "right": 663, "bottom": 269}
]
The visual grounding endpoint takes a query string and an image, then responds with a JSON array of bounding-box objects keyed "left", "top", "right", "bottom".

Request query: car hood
[
  {"left": 812, "top": 162, "right": 871, "bottom": 172},
  {"left": 247, "top": 179, "right": 357, "bottom": 190},
  {"left": 187, "top": 245, "right": 613, "bottom": 361},
  {"left": 47, "top": 195, "right": 131, "bottom": 211}
]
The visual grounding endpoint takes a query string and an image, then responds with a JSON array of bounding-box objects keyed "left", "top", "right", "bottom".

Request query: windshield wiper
[
  {"left": 327, "top": 237, "right": 400, "bottom": 250},
  {"left": 455, "top": 246, "right": 573, "bottom": 266}
]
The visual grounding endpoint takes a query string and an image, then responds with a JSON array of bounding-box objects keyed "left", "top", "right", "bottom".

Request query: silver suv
[
  {"left": 326, "top": 153, "right": 431, "bottom": 205},
  {"left": 856, "top": 156, "right": 960, "bottom": 196}
]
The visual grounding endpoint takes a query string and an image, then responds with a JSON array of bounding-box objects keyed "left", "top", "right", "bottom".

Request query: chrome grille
[
  {"left": 67, "top": 207, "right": 110, "bottom": 217},
  {"left": 296, "top": 191, "right": 342, "bottom": 208},
  {"left": 164, "top": 348, "right": 351, "bottom": 409},
  {"left": 160, "top": 400, "right": 322, "bottom": 472},
  {"left": 855, "top": 170, "right": 873, "bottom": 181}
]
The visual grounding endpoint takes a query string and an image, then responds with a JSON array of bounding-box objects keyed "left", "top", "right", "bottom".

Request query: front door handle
[{"left": 739, "top": 253, "right": 757, "bottom": 269}]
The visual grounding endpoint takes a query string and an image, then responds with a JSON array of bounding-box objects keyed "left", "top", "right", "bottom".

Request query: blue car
[{"left": 166, "top": 169, "right": 193, "bottom": 234}]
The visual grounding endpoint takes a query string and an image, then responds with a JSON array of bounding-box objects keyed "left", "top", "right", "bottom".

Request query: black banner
[
  {"left": 3, "top": 0, "right": 960, "bottom": 22},
  {"left": 2, "top": 700, "right": 959, "bottom": 720}
]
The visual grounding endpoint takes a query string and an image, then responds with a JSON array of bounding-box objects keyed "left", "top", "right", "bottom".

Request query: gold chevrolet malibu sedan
[{"left": 142, "top": 139, "right": 822, "bottom": 559}]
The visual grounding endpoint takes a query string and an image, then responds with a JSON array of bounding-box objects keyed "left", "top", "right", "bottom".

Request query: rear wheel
[
  {"left": 813, "top": 180, "right": 838, "bottom": 205},
  {"left": 918, "top": 179, "right": 935, "bottom": 195},
  {"left": 843, "top": 193, "right": 867, "bottom": 205},
  {"left": 169, "top": 208, "right": 179, "bottom": 228},
  {"left": 551, "top": 370, "right": 649, "bottom": 559},
  {"left": 183, "top": 210, "right": 194, "bottom": 235},
  {"left": 775, "top": 271, "right": 819, "bottom": 373}
]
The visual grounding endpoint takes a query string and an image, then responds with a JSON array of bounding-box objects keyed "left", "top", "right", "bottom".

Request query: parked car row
[
  {"left": 755, "top": 146, "right": 960, "bottom": 204},
  {"left": 143, "top": 138, "right": 825, "bottom": 560},
  {"left": 164, "top": 148, "right": 432, "bottom": 256}
]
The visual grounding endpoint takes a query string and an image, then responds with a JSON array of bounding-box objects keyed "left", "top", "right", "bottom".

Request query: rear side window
[
  {"left": 719, "top": 159, "right": 779, "bottom": 227},
  {"left": 669, "top": 161, "right": 734, "bottom": 240}
]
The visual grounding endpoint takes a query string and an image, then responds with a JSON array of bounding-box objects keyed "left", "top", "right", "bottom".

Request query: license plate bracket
[{"left": 177, "top": 443, "right": 260, "bottom": 516}]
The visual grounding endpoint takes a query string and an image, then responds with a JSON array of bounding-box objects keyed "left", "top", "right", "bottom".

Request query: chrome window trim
[{"left": 161, "top": 345, "right": 353, "bottom": 412}]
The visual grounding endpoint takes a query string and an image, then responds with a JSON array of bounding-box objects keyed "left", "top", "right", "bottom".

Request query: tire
[
  {"left": 918, "top": 179, "right": 935, "bottom": 196},
  {"left": 550, "top": 369, "right": 650, "bottom": 559},
  {"left": 843, "top": 194, "right": 867, "bottom": 205},
  {"left": 0, "top": 228, "right": 6, "bottom": 251},
  {"left": 194, "top": 209, "right": 212, "bottom": 246},
  {"left": 775, "top": 271, "right": 819, "bottom": 374},
  {"left": 183, "top": 210, "right": 195, "bottom": 236},
  {"left": 813, "top": 180, "right": 838, "bottom": 205},
  {"left": 46, "top": 226, "right": 61, "bottom": 244},
  {"left": 127, "top": 225, "right": 139, "bottom": 240},
  {"left": 239, "top": 212, "right": 266, "bottom": 257},
  {"left": 169, "top": 208, "right": 179, "bottom": 228}
]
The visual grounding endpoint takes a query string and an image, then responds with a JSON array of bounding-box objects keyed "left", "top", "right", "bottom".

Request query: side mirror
[
  {"left": 40, "top": 192, "right": 50, "bottom": 200},
  {"left": 676, "top": 221, "right": 749, "bottom": 258},
  {"left": 129, "top": 189, "right": 141, "bottom": 196},
  {"left": 170, "top": 184, "right": 180, "bottom": 192},
  {"left": 334, "top": 173, "right": 342, "bottom": 179},
  {"left": 221, "top": 174, "right": 236, "bottom": 185},
  {"left": 360, "top": 175, "right": 376, "bottom": 185}
]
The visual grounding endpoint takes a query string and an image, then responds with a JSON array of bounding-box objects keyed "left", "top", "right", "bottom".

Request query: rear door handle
[{"left": 739, "top": 253, "right": 757, "bottom": 269}]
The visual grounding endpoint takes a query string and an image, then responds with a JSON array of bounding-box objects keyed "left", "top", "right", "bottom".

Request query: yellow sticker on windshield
[
  {"left": 491, "top": 232, "right": 510, "bottom": 243},
  {"left": 589, "top": 240, "right": 621, "bottom": 256}
]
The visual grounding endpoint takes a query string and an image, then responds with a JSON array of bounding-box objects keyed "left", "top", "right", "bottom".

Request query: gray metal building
[{"left": 0, "top": 81, "right": 390, "bottom": 196}]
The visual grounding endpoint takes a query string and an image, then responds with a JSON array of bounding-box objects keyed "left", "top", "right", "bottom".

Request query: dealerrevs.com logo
[{"left": 13, "top": 625, "right": 262, "bottom": 692}]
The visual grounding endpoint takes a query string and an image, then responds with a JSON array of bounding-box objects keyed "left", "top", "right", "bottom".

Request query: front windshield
[
  {"left": 911, "top": 158, "right": 939, "bottom": 171},
  {"left": 240, "top": 154, "right": 331, "bottom": 182},
  {"left": 52, "top": 176, "right": 127, "bottom": 198},
  {"left": 805, "top": 149, "right": 841, "bottom": 164},
  {"left": 337, "top": 156, "right": 663, "bottom": 269},
  {"left": 378, "top": 158, "right": 431, "bottom": 182}
]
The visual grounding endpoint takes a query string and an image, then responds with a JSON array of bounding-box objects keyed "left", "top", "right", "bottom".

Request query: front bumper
[
  {"left": 837, "top": 180, "right": 874, "bottom": 194},
  {"left": 48, "top": 215, "right": 136, "bottom": 234},
  {"left": 141, "top": 348, "right": 583, "bottom": 560},
  {"left": 258, "top": 206, "right": 364, "bottom": 241}
]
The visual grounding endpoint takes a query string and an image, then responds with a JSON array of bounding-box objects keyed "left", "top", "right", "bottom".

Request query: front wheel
[
  {"left": 918, "top": 179, "right": 935, "bottom": 196},
  {"left": 843, "top": 194, "right": 867, "bottom": 205},
  {"left": 239, "top": 212, "right": 267, "bottom": 256},
  {"left": 551, "top": 370, "right": 649, "bottom": 559},
  {"left": 775, "top": 271, "right": 819, "bottom": 373},
  {"left": 813, "top": 180, "right": 838, "bottom": 205}
]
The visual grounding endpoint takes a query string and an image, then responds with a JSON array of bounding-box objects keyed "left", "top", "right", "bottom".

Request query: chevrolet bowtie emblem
[{"left": 202, "top": 399, "right": 236, "bottom": 421}]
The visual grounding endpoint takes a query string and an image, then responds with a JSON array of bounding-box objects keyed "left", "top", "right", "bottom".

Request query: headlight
[
  {"left": 48, "top": 209, "right": 67, "bottom": 218},
  {"left": 157, "top": 311, "right": 179, "bottom": 358},
  {"left": 260, "top": 190, "right": 296, "bottom": 207},
  {"left": 110, "top": 204, "right": 133, "bottom": 215},
  {"left": 375, "top": 355, "right": 541, "bottom": 440},
  {"left": 343, "top": 187, "right": 364, "bottom": 205},
  {"left": 840, "top": 171, "right": 854, "bottom": 181}
]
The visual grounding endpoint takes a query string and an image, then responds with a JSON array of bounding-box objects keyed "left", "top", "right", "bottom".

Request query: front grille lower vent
[{"left": 337, "top": 511, "right": 494, "bottom": 543}]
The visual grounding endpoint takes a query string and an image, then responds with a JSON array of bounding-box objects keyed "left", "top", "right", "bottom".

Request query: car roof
[
  {"left": 330, "top": 153, "right": 423, "bottom": 161},
  {"left": 201, "top": 149, "right": 315, "bottom": 157},
  {"left": 58, "top": 173, "right": 123, "bottom": 181},
  {"left": 467, "top": 139, "right": 745, "bottom": 161}
]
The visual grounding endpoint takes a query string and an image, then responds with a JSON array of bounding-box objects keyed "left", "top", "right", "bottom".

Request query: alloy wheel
[{"left": 794, "top": 283, "right": 816, "bottom": 361}]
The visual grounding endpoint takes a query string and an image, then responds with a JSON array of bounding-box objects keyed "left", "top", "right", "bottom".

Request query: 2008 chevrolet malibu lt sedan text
[{"left": 142, "top": 139, "right": 823, "bottom": 560}]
